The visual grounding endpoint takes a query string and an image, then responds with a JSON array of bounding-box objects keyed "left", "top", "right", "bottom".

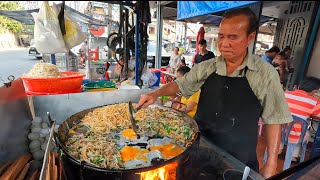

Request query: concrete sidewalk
[{"left": 0, "top": 47, "right": 28, "bottom": 52}]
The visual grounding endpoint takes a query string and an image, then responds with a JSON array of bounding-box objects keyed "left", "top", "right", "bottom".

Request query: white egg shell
[
  {"left": 28, "top": 133, "right": 40, "bottom": 141},
  {"left": 40, "top": 128, "right": 50, "bottom": 136},
  {"left": 41, "top": 142, "right": 48, "bottom": 151},
  {"left": 31, "top": 124, "right": 41, "bottom": 129},
  {"left": 32, "top": 117, "right": 42, "bottom": 124},
  {"left": 39, "top": 133, "right": 46, "bottom": 138},
  {"left": 32, "top": 150, "right": 45, "bottom": 160},
  {"left": 29, "top": 140, "right": 41, "bottom": 150},
  {"left": 30, "top": 147, "right": 40, "bottom": 153},
  {"left": 39, "top": 137, "right": 45, "bottom": 143},
  {"left": 31, "top": 127, "right": 42, "bottom": 133},
  {"left": 41, "top": 122, "right": 49, "bottom": 129}
]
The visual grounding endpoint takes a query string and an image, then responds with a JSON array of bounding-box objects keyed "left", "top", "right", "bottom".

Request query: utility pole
[{"left": 107, "top": 4, "right": 113, "bottom": 59}]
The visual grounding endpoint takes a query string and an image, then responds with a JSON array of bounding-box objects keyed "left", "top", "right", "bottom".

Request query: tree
[{"left": 0, "top": 2, "right": 24, "bottom": 33}]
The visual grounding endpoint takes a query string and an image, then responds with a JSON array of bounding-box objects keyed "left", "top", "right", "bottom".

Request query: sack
[
  {"left": 141, "top": 65, "right": 158, "bottom": 87},
  {"left": 31, "top": 1, "right": 68, "bottom": 54},
  {"left": 51, "top": 2, "right": 86, "bottom": 50}
]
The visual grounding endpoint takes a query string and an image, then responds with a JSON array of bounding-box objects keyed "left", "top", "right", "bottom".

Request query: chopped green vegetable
[{"left": 93, "top": 155, "right": 104, "bottom": 165}]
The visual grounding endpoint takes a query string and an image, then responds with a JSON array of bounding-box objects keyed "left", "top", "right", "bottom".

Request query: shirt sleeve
[
  {"left": 175, "top": 61, "right": 213, "bottom": 98},
  {"left": 260, "top": 70, "right": 293, "bottom": 124}
]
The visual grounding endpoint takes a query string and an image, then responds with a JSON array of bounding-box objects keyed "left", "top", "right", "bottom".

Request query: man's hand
[
  {"left": 260, "top": 162, "right": 277, "bottom": 178},
  {"left": 136, "top": 93, "right": 158, "bottom": 108},
  {"left": 136, "top": 82, "right": 181, "bottom": 109}
]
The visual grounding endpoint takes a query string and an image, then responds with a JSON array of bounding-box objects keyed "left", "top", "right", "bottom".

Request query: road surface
[{"left": 0, "top": 48, "right": 40, "bottom": 83}]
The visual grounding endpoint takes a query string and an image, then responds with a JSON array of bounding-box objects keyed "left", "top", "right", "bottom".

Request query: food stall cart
[{"left": 0, "top": 78, "right": 266, "bottom": 180}]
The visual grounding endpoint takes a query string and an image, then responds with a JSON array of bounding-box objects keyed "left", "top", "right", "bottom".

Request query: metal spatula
[{"left": 128, "top": 101, "right": 139, "bottom": 134}]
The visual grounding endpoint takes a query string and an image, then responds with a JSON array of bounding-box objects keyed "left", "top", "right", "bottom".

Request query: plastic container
[
  {"left": 26, "top": 87, "right": 83, "bottom": 96},
  {"left": 83, "top": 81, "right": 116, "bottom": 91},
  {"left": 150, "top": 68, "right": 161, "bottom": 87},
  {"left": 21, "top": 72, "right": 85, "bottom": 93}
]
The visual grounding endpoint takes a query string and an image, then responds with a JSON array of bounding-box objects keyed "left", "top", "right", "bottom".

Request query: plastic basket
[
  {"left": 83, "top": 81, "right": 116, "bottom": 91},
  {"left": 21, "top": 72, "right": 85, "bottom": 93},
  {"left": 26, "top": 87, "right": 83, "bottom": 96}
]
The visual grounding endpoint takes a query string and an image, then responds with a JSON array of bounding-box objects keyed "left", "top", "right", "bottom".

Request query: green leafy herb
[{"left": 93, "top": 155, "right": 104, "bottom": 165}]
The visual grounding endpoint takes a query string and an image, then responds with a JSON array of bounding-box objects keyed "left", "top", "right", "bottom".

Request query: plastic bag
[
  {"left": 141, "top": 65, "right": 158, "bottom": 87},
  {"left": 51, "top": 2, "right": 86, "bottom": 50},
  {"left": 31, "top": 1, "right": 68, "bottom": 54}
]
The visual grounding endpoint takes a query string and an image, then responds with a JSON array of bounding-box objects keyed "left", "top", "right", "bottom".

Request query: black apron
[{"left": 194, "top": 67, "right": 262, "bottom": 172}]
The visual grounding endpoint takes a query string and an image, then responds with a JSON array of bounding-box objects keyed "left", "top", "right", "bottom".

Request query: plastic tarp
[{"left": 177, "top": 1, "right": 258, "bottom": 21}]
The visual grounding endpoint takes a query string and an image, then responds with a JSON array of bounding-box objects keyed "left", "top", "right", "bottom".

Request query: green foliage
[{"left": 0, "top": 2, "right": 24, "bottom": 33}]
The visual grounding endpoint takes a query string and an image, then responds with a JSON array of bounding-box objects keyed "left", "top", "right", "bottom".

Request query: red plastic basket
[
  {"left": 26, "top": 87, "right": 83, "bottom": 96},
  {"left": 21, "top": 72, "right": 85, "bottom": 93}
]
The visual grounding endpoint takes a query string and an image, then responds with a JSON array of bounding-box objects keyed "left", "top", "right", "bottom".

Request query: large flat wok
[{"left": 54, "top": 104, "right": 200, "bottom": 180}]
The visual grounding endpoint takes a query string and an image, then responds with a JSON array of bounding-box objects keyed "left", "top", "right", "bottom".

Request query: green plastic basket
[{"left": 83, "top": 81, "right": 116, "bottom": 91}]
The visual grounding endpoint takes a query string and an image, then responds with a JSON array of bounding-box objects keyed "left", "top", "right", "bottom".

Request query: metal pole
[
  {"left": 155, "top": 1, "right": 163, "bottom": 69},
  {"left": 51, "top": 54, "right": 56, "bottom": 65},
  {"left": 135, "top": 11, "right": 140, "bottom": 86},
  {"left": 107, "top": 4, "right": 113, "bottom": 59},
  {"left": 252, "top": 2, "right": 263, "bottom": 54},
  {"left": 124, "top": 8, "right": 129, "bottom": 79}
]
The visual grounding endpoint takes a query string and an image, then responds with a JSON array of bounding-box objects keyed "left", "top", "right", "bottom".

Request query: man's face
[
  {"left": 199, "top": 44, "right": 206, "bottom": 52},
  {"left": 174, "top": 48, "right": 179, "bottom": 54},
  {"left": 274, "top": 55, "right": 283, "bottom": 62},
  {"left": 176, "top": 72, "right": 184, "bottom": 78},
  {"left": 270, "top": 52, "right": 278, "bottom": 59},
  {"left": 285, "top": 50, "right": 292, "bottom": 58},
  {"left": 218, "top": 15, "right": 256, "bottom": 61}
]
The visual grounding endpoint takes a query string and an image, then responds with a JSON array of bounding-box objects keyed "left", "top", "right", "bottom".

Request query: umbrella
[{"left": 192, "top": 27, "right": 205, "bottom": 64}]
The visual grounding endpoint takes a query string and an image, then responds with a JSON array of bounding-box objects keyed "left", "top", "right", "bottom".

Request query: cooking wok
[{"left": 54, "top": 104, "right": 200, "bottom": 180}]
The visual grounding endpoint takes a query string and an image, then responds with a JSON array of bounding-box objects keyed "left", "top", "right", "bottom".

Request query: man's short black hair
[
  {"left": 266, "top": 46, "right": 280, "bottom": 53},
  {"left": 299, "top": 79, "right": 319, "bottom": 92},
  {"left": 198, "top": 39, "right": 207, "bottom": 46},
  {"left": 223, "top": 7, "right": 259, "bottom": 35},
  {"left": 177, "top": 66, "right": 191, "bottom": 75}
]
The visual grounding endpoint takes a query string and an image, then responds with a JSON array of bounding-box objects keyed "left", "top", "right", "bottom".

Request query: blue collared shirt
[{"left": 261, "top": 54, "right": 272, "bottom": 64}]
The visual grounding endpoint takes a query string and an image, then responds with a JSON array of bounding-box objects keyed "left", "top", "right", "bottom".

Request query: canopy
[
  {"left": 176, "top": 1, "right": 273, "bottom": 26},
  {"left": 177, "top": 1, "right": 259, "bottom": 21}
]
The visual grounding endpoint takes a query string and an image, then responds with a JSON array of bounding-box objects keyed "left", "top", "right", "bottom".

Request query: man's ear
[{"left": 248, "top": 32, "right": 256, "bottom": 45}]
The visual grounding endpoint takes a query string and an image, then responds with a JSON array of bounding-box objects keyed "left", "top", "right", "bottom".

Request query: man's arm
[
  {"left": 259, "top": 69, "right": 293, "bottom": 178},
  {"left": 137, "top": 60, "right": 214, "bottom": 108},
  {"left": 136, "top": 82, "right": 180, "bottom": 108},
  {"left": 260, "top": 124, "right": 281, "bottom": 177}
]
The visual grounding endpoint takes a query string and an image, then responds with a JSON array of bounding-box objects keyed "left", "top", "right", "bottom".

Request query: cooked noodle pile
[
  {"left": 65, "top": 103, "right": 197, "bottom": 169},
  {"left": 24, "top": 62, "right": 65, "bottom": 78}
]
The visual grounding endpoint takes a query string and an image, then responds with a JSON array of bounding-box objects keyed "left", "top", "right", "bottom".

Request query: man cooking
[{"left": 137, "top": 7, "right": 293, "bottom": 178}]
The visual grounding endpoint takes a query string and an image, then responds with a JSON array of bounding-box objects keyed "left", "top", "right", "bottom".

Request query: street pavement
[{"left": 0, "top": 48, "right": 40, "bottom": 83}]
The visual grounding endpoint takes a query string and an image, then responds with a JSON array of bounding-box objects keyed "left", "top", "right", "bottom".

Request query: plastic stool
[{"left": 263, "top": 115, "right": 308, "bottom": 170}]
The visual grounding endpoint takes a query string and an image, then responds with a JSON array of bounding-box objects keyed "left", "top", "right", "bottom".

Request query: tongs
[{"left": 128, "top": 101, "right": 141, "bottom": 134}]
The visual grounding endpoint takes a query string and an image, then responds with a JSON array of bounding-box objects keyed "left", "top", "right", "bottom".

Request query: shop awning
[
  {"left": 177, "top": 1, "right": 259, "bottom": 21},
  {"left": 175, "top": 1, "right": 273, "bottom": 26}
]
